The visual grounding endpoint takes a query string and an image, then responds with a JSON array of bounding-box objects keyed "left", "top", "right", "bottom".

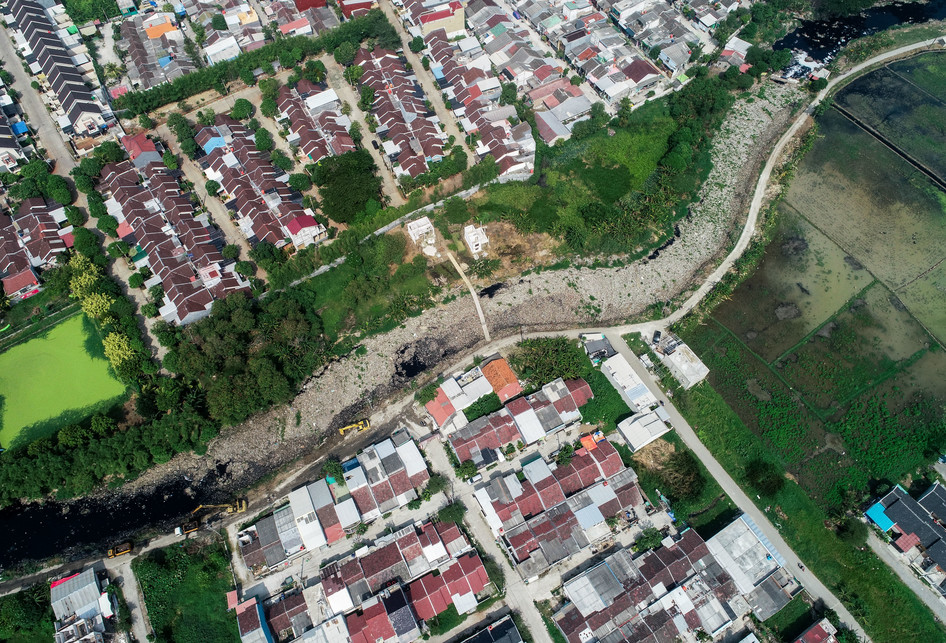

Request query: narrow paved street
[
  {"left": 113, "top": 559, "right": 151, "bottom": 643},
  {"left": 601, "top": 330, "right": 871, "bottom": 642},
  {"left": 154, "top": 123, "right": 262, "bottom": 279},
  {"left": 378, "top": 0, "right": 474, "bottom": 159},
  {"left": 867, "top": 531, "right": 946, "bottom": 622},
  {"left": 425, "top": 440, "right": 551, "bottom": 640},
  {"left": 0, "top": 25, "right": 76, "bottom": 173}
]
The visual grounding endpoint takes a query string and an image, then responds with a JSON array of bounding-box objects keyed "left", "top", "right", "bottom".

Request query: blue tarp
[
  {"left": 157, "top": 56, "right": 172, "bottom": 68},
  {"left": 11, "top": 122, "right": 28, "bottom": 135},
  {"left": 866, "top": 501, "right": 895, "bottom": 532}
]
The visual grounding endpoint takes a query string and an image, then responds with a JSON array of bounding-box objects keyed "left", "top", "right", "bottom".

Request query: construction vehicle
[
  {"left": 177, "top": 520, "right": 199, "bottom": 535},
  {"left": 339, "top": 419, "right": 370, "bottom": 436},
  {"left": 176, "top": 499, "right": 247, "bottom": 535},
  {"left": 190, "top": 499, "right": 248, "bottom": 516},
  {"left": 107, "top": 542, "right": 133, "bottom": 558}
]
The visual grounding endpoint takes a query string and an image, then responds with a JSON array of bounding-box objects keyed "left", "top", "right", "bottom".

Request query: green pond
[{"left": 0, "top": 314, "right": 126, "bottom": 449}]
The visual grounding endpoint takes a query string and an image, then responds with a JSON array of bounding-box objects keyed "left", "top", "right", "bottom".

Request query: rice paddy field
[
  {"left": 0, "top": 314, "right": 126, "bottom": 449},
  {"left": 670, "top": 51, "right": 946, "bottom": 643}
]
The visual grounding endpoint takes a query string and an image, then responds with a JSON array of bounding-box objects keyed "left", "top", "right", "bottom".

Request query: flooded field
[
  {"left": 836, "top": 61, "right": 946, "bottom": 179},
  {"left": 679, "top": 54, "right": 946, "bottom": 511}
]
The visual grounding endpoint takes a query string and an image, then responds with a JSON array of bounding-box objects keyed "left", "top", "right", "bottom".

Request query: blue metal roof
[
  {"left": 866, "top": 500, "right": 895, "bottom": 532},
  {"left": 11, "top": 121, "right": 28, "bottom": 135}
]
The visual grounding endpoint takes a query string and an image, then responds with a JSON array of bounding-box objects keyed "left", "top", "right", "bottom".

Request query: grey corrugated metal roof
[
  {"left": 51, "top": 568, "right": 101, "bottom": 620},
  {"left": 256, "top": 515, "right": 281, "bottom": 546},
  {"left": 274, "top": 505, "right": 303, "bottom": 553}
]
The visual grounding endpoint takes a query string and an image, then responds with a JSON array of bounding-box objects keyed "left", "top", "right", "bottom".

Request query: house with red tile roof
[
  {"left": 121, "top": 132, "right": 159, "bottom": 162},
  {"left": 99, "top": 160, "right": 249, "bottom": 324},
  {"left": 198, "top": 114, "right": 327, "bottom": 251},
  {"left": 480, "top": 357, "right": 523, "bottom": 402},
  {"left": 354, "top": 46, "right": 448, "bottom": 182},
  {"left": 347, "top": 597, "right": 396, "bottom": 643},
  {"left": 794, "top": 618, "right": 839, "bottom": 643},
  {"left": 473, "top": 440, "right": 645, "bottom": 578},
  {"left": 407, "top": 551, "right": 490, "bottom": 619}
]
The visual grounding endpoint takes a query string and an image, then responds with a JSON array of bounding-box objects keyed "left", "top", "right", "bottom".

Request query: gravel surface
[{"left": 105, "top": 81, "right": 807, "bottom": 501}]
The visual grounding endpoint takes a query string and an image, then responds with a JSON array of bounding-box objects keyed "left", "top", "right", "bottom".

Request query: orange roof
[
  {"left": 481, "top": 358, "right": 522, "bottom": 402},
  {"left": 145, "top": 19, "right": 177, "bottom": 39},
  {"left": 580, "top": 435, "right": 598, "bottom": 451}
]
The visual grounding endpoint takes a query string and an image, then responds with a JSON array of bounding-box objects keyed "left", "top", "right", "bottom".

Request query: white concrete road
[
  {"left": 604, "top": 330, "right": 871, "bottom": 641},
  {"left": 0, "top": 27, "right": 76, "bottom": 174}
]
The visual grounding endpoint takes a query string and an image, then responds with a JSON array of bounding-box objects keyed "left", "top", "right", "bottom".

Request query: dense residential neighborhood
[{"left": 0, "top": 0, "right": 942, "bottom": 640}]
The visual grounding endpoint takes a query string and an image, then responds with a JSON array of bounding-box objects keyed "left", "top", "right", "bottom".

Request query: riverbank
[{"left": 90, "top": 83, "right": 809, "bottom": 509}]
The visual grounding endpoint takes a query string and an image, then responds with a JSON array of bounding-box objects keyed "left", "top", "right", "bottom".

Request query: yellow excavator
[
  {"left": 177, "top": 499, "right": 248, "bottom": 535},
  {"left": 339, "top": 419, "right": 370, "bottom": 435}
]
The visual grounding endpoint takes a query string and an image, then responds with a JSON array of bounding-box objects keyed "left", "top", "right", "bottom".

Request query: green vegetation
[
  {"left": 536, "top": 604, "right": 568, "bottom": 643},
  {"left": 133, "top": 544, "right": 239, "bottom": 643},
  {"left": 322, "top": 457, "right": 344, "bottom": 481},
  {"left": 5, "top": 159, "right": 73, "bottom": 206},
  {"left": 292, "top": 234, "right": 433, "bottom": 340},
  {"left": 0, "top": 584, "right": 54, "bottom": 641},
  {"left": 163, "top": 292, "right": 326, "bottom": 426},
  {"left": 311, "top": 150, "right": 383, "bottom": 224},
  {"left": 555, "top": 443, "right": 574, "bottom": 467},
  {"left": 0, "top": 315, "right": 125, "bottom": 449},
  {"left": 763, "top": 594, "right": 816, "bottom": 642},
  {"left": 62, "top": 0, "right": 119, "bottom": 24},
  {"left": 426, "top": 604, "right": 466, "bottom": 636},
  {"left": 509, "top": 337, "right": 588, "bottom": 385},
  {"left": 473, "top": 62, "right": 758, "bottom": 256},
  {"left": 670, "top": 380, "right": 946, "bottom": 642},
  {"left": 166, "top": 113, "right": 199, "bottom": 159},
  {"left": 579, "top": 368, "right": 632, "bottom": 433},
  {"left": 463, "top": 392, "right": 502, "bottom": 421},
  {"left": 414, "top": 377, "right": 443, "bottom": 404},
  {"left": 437, "top": 501, "right": 468, "bottom": 524},
  {"left": 632, "top": 527, "right": 664, "bottom": 552},
  {"left": 115, "top": 11, "right": 399, "bottom": 115}
]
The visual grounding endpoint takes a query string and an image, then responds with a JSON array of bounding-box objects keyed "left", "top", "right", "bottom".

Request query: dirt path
[{"left": 447, "top": 251, "right": 490, "bottom": 341}]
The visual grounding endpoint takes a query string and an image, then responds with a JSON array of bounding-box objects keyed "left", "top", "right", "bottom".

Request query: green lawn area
[
  {"left": 0, "top": 314, "right": 126, "bottom": 449},
  {"left": 473, "top": 100, "right": 681, "bottom": 255},
  {"left": 672, "top": 381, "right": 946, "bottom": 642},
  {"left": 132, "top": 543, "right": 239, "bottom": 643},
  {"left": 426, "top": 604, "right": 467, "bottom": 636},
  {"left": 763, "top": 593, "right": 816, "bottom": 642}
]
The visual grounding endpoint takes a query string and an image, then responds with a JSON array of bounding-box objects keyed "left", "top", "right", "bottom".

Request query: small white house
[
  {"left": 464, "top": 224, "right": 488, "bottom": 258},
  {"left": 407, "top": 216, "right": 435, "bottom": 244}
]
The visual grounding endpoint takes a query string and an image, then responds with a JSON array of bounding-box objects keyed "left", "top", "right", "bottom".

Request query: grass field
[
  {"left": 671, "top": 382, "right": 946, "bottom": 642},
  {"left": 0, "top": 315, "right": 125, "bottom": 449},
  {"left": 132, "top": 543, "right": 239, "bottom": 643},
  {"left": 763, "top": 593, "right": 816, "bottom": 641},
  {"left": 471, "top": 100, "right": 680, "bottom": 255},
  {"left": 665, "top": 58, "right": 946, "bottom": 641}
]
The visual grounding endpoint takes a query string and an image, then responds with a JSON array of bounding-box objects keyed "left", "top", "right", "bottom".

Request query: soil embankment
[{"left": 0, "top": 82, "right": 806, "bottom": 566}]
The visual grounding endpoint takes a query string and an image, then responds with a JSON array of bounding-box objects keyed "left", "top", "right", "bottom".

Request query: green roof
[{"left": 66, "top": 25, "right": 78, "bottom": 34}]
